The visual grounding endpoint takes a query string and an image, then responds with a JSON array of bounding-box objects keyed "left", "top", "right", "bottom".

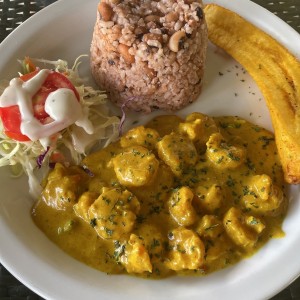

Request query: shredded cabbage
[{"left": 0, "top": 56, "right": 120, "bottom": 198}]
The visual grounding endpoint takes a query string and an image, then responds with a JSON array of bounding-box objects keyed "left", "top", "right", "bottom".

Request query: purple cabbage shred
[
  {"left": 118, "top": 102, "right": 127, "bottom": 137},
  {"left": 81, "top": 165, "right": 94, "bottom": 177},
  {"left": 118, "top": 97, "right": 135, "bottom": 137},
  {"left": 36, "top": 146, "right": 50, "bottom": 169}
]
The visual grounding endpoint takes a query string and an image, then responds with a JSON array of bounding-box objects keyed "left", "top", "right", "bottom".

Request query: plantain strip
[{"left": 204, "top": 4, "right": 300, "bottom": 184}]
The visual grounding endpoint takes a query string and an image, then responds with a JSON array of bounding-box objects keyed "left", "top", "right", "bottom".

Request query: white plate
[{"left": 0, "top": 0, "right": 300, "bottom": 299}]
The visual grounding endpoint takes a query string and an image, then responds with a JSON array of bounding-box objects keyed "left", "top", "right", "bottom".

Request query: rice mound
[{"left": 90, "top": 0, "right": 208, "bottom": 113}]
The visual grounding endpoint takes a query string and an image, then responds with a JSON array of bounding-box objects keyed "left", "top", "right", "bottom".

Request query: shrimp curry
[{"left": 32, "top": 112, "right": 287, "bottom": 278}]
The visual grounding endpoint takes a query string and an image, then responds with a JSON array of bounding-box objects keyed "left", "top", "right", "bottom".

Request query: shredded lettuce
[{"left": 0, "top": 56, "right": 120, "bottom": 198}]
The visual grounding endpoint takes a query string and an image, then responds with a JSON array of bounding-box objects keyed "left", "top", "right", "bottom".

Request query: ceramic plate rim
[{"left": 0, "top": 0, "right": 300, "bottom": 299}]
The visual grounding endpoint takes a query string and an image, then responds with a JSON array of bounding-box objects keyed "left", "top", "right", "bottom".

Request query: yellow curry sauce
[{"left": 32, "top": 112, "right": 287, "bottom": 278}]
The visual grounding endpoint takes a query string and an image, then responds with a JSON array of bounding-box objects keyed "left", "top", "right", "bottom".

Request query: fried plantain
[{"left": 204, "top": 4, "right": 300, "bottom": 184}]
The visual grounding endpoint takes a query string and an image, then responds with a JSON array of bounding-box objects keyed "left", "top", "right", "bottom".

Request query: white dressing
[
  {"left": 0, "top": 69, "right": 50, "bottom": 115},
  {"left": 0, "top": 69, "right": 94, "bottom": 146}
]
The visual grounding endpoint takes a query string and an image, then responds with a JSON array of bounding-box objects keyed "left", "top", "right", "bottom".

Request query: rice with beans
[{"left": 90, "top": 0, "right": 208, "bottom": 113}]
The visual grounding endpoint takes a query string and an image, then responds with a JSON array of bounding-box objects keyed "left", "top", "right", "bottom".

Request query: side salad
[{"left": 0, "top": 56, "right": 120, "bottom": 198}]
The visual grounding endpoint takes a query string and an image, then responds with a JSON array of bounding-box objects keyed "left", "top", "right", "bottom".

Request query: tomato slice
[
  {"left": 0, "top": 105, "right": 29, "bottom": 141},
  {"left": 0, "top": 70, "right": 80, "bottom": 141}
]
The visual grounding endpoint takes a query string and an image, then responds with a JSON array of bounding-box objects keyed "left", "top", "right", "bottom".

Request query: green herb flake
[
  {"left": 90, "top": 218, "right": 97, "bottom": 228},
  {"left": 104, "top": 227, "right": 114, "bottom": 237}
]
